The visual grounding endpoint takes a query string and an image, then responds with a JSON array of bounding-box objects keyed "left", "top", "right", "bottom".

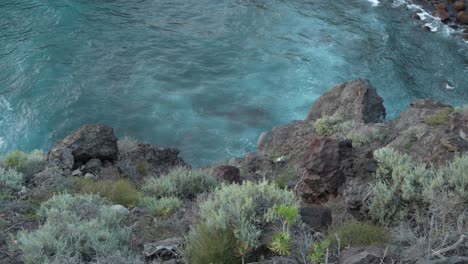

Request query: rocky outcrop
[
  {"left": 47, "top": 124, "right": 118, "bottom": 170},
  {"left": 387, "top": 99, "right": 468, "bottom": 164},
  {"left": 248, "top": 257, "right": 298, "bottom": 264},
  {"left": 117, "top": 143, "right": 187, "bottom": 179},
  {"left": 299, "top": 137, "right": 353, "bottom": 202},
  {"left": 213, "top": 165, "right": 241, "bottom": 183},
  {"left": 306, "top": 78, "right": 385, "bottom": 124}
]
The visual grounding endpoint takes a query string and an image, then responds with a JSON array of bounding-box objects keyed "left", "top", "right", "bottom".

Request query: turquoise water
[{"left": 1, "top": 0, "right": 467, "bottom": 166}]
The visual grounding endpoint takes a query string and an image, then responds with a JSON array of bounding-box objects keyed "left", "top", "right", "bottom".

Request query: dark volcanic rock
[
  {"left": 298, "top": 137, "right": 353, "bottom": 202},
  {"left": 457, "top": 10, "right": 468, "bottom": 24},
  {"left": 47, "top": 124, "right": 118, "bottom": 169},
  {"left": 248, "top": 257, "right": 298, "bottom": 264},
  {"left": 306, "top": 78, "right": 386, "bottom": 124},
  {"left": 118, "top": 144, "right": 187, "bottom": 178},
  {"left": 213, "top": 165, "right": 241, "bottom": 183},
  {"left": 300, "top": 205, "right": 332, "bottom": 230}
]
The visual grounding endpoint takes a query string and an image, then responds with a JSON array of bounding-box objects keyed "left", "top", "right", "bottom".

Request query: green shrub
[
  {"left": 136, "top": 161, "right": 149, "bottom": 176},
  {"left": 308, "top": 239, "right": 331, "bottom": 264},
  {"left": 1, "top": 150, "right": 46, "bottom": 177},
  {"left": 74, "top": 178, "right": 139, "bottom": 207},
  {"left": 269, "top": 232, "right": 291, "bottom": 256},
  {"left": 185, "top": 223, "right": 240, "bottom": 264},
  {"left": 314, "top": 116, "right": 343, "bottom": 136},
  {"left": 325, "top": 221, "right": 390, "bottom": 249},
  {"left": 185, "top": 180, "right": 299, "bottom": 263},
  {"left": 346, "top": 127, "right": 384, "bottom": 147},
  {"left": 18, "top": 194, "right": 133, "bottom": 263},
  {"left": 143, "top": 167, "right": 217, "bottom": 199},
  {"left": 369, "top": 148, "right": 468, "bottom": 225},
  {"left": 0, "top": 167, "right": 23, "bottom": 194},
  {"left": 425, "top": 107, "right": 454, "bottom": 126},
  {"left": 139, "top": 196, "right": 182, "bottom": 217}
]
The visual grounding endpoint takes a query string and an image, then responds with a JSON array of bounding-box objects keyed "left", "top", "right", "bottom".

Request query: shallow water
[{"left": 0, "top": 0, "right": 467, "bottom": 166}]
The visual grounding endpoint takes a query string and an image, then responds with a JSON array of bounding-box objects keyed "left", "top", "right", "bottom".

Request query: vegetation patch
[
  {"left": 314, "top": 116, "right": 343, "bottom": 136},
  {"left": 17, "top": 194, "right": 133, "bottom": 263},
  {"left": 325, "top": 221, "right": 390, "bottom": 249},
  {"left": 0, "top": 167, "right": 23, "bottom": 195},
  {"left": 139, "top": 196, "right": 182, "bottom": 217},
  {"left": 143, "top": 167, "right": 217, "bottom": 199},
  {"left": 185, "top": 180, "right": 299, "bottom": 263},
  {"left": 425, "top": 107, "right": 454, "bottom": 126},
  {"left": 74, "top": 178, "right": 139, "bottom": 207}
]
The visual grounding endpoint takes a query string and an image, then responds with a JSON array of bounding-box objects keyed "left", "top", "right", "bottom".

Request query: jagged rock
[
  {"left": 47, "top": 124, "right": 118, "bottom": 169},
  {"left": 300, "top": 205, "right": 332, "bottom": 230},
  {"left": 143, "top": 237, "right": 182, "bottom": 260},
  {"left": 229, "top": 152, "right": 274, "bottom": 180},
  {"left": 47, "top": 147, "right": 74, "bottom": 170},
  {"left": 117, "top": 144, "right": 187, "bottom": 178},
  {"left": 213, "top": 165, "right": 241, "bottom": 183},
  {"left": 256, "top": 121, "right": 315, "bottom": 164},
  {"left": 299, "top": 137, "right": 353, "bottom": 202},
  {"left": 306, "top": 78, "right": 386, "bottom": 124},
  {"left": 248, "top": 257, "right": 298, "bottom": 264},
  {"left": 340, "top": 247, "right": 399, "bottom": 264}
]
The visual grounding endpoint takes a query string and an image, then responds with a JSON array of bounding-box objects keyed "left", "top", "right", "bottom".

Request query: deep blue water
[{"left": 1, "top": 0, "right": 467, "bottom": 166}]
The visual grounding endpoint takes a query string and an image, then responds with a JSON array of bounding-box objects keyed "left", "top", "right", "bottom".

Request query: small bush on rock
[
  {"left": 139, "top": 196, "right": 182, "bottom": 217},
  {"left": 117, "top": 136, "right": 139, "bottom": 157},
  {"left": 185, "top": 180, "right": 299, "bottom": 263},
  {"left": 0, "top": 167, "right": 23, "bottom": 194},
  {"left": 314, "top": 116, "right": 343, "bottom": 136},
  {"left": 17, "top": 194, "right": 133, "bottom": 263},
  {"left": 425, "top": 107, "right": 454, "bottom": 125},
  {"left": 143, "top": 167, "right": 217, "bottom": 199}
]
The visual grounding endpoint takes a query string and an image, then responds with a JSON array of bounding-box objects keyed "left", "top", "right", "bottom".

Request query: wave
[
  {"left": 367, "top": 0, "right": 380, "bottom": 7},
  {"left": 0, "top": 96, "right": 13, "bottom": 112}
]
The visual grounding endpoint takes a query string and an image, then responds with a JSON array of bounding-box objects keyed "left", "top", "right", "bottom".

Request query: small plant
[
  {"left": 0, "top": 167, "right": 23, "bottom": 194},
  {"left": 308, "top": 239, "right": 331, "bottom": 264},
  {"left": 143, "top": 167, "right": 217, "bottom": 199},
  {"left": 324, "top": 221, "right": 390, "bottom": 249},
  {"left": 269, "top": 232, "right": 291, "bottom": 256},
  {"left": 117, "top": 136, "right": 139, "bottom": 157},
  {"left": 314, "top": 116, "right": 343, "bottom": 136},
  {"left": 185, "top": 223, "right": 240, "bottom": 264},
  {"left": 136, "top": 160, "right": 149, "bottom": 176},
  {"left": 275, "top": 204, "right": 298, "bottom": 234},
  {"left": 139, "top": 196, "right": 182, "bottom": 217},
  {"left": 425, "top": 107, "right": 454, "bottom": 126}
]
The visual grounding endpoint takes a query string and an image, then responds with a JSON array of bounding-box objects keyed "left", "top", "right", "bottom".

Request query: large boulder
[
  {"left": 298, "top": 137, "right": 353, "bottom": 203},
  {"left": 117, "top": 143, "right": 187, "bottom": 178},
  {"left": 47, "top": 124, "right": 118, "bottom": 169},
  {"left": 340, "top": 247, "right": 399, "bottom": 264},
  {"left": 306, "top": 78, "right": 386, "bottom": 124}
]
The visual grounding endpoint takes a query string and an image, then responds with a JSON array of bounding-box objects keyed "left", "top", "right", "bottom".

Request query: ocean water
[{"left": 0, "top": 0, "right": 467, "bottom": 166}]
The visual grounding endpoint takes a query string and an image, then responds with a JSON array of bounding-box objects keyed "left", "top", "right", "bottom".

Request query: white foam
[
  {"left": 0, "top": 137, "right": 4, "bottom": 149},
  {"left": 0, "top": 96, "right": 13, "bottom": 111},
  {"left": 368, "top": 0, "right": 380, "bottom": 7}
]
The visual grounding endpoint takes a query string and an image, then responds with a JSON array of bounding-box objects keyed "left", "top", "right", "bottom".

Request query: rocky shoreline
[
  {"left": 410, "top": 0, "right": 468, "bottom": 39},
  {"left": 0, "top": 79, "right": 467, "bottom": 264}
]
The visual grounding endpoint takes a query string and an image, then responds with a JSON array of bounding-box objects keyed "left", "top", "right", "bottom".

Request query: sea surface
[{"left": 1, "top": 0, "right": 467, "bottom": 166}]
